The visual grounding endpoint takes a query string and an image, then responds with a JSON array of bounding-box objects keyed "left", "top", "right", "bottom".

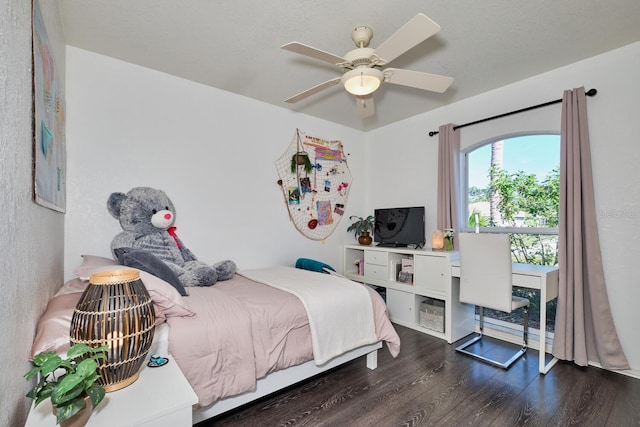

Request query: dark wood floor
[{"left": 197, "top": 325, "right": 640, "bottom": 426}]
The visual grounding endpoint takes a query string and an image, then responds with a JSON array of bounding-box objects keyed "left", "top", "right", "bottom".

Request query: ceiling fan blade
[
  {"left": 281, "top": 42, "right": 345, "bottom": 65},
  {"left": 284, "top": 77, "right": 342, "bottom": 103},
  {"left": 384, "top": 68, "right": 453, "bottom": 93},
  {"left": 356, "top": 95, "right": 375, "bottom": 118},
  {"left": 371, "top": 13, "right": 441, "bottom": 65}
]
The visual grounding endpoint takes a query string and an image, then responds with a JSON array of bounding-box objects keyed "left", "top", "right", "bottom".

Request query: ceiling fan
[{"left": 281, "top": 13, "right": 453, "bottom": 118}]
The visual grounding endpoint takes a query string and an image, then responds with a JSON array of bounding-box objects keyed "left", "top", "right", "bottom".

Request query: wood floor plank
[
  {"left": 198, "top": 325, "right": 640, "bottom": 427},
  {"left": 606, "top": 370, "right": 640, "bottom": 426},
  {"left": 546, "top": 363, "right": 631, "bottom": 427},
  {"left": 287, "top": 336, "right": 455, "bottom": 426},
  {"left": 489, "top": 360, "right": 584, "bottom": 426},
  {"left": 322, "top": 350, "right": 491, "bottom": 426}
]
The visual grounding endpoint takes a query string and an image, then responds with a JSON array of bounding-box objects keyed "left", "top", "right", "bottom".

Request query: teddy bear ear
[{"left": 107, "top": 192, "right": 127, "bottom": 218}]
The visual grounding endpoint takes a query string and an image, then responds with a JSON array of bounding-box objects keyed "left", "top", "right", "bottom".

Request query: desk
[{"left": 450, "top": 261, "right": 559, "bottom": 374}]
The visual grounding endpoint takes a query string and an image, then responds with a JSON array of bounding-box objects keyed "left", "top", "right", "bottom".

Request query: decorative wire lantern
[{"left": 70, "top": 269, "right": 155, "bottom": 392}]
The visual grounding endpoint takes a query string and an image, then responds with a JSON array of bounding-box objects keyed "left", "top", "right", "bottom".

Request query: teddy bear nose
[{"left": 164, "top": 213, "right": 172, "bottom": 220}]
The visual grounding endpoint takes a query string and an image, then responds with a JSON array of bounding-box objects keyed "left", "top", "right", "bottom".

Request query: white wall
[
  {"left": 0, "top": 0, "right": 66, "bottom": 425},
  {"left": 367, "top": 41, "right": 640, "bottom": 373},
  {"left": 64, "top": 47, "right": 366, "bottom": 280}
]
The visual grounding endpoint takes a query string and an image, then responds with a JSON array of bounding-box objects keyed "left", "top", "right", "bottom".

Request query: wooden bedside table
[{"left": 25, "top": 354, "right": 198, "bottom": 427}]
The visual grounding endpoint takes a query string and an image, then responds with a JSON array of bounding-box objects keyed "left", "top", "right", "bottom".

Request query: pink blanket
[{"left": 166, "top": 272, "right": 400, "bottom": 407}]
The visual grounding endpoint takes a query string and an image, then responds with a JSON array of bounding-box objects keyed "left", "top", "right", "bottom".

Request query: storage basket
[{"left": 419, "top": 298, "right": 445, "bottom": 333}]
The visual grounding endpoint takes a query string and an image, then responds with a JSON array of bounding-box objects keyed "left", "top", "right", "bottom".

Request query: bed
[{"left": 31, "top": 255, "right": 401, "bottom": 425}]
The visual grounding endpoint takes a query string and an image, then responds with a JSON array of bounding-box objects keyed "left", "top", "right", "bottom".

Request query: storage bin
[{"left": 419, "top": 298, "right": 445, "bottom": 333}]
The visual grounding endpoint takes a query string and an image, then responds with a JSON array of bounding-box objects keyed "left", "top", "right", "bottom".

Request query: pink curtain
[
  {"left": 437, "top": 124, "right": 460, "bottom": 247},
  {"left": 552, "top": 87, "right": 629, "bottom": 369}
]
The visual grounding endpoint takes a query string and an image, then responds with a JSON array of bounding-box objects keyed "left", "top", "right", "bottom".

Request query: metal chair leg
[
  {"left": 522, "top": 305, "right": 529, "bottom": 349},
  {"left": 455, "top": 304, "right": 529, "bottom": 370}
]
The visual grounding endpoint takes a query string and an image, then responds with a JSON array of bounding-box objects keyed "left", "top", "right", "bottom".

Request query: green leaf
[
  {"left": 32, "top": 351, "right": 57, "bottom": 367},
  {"left": 54, "top": 373, "right": 83, "bottom": 400},
  {"left": 83, "top": 373, "right": 101, "bottom": 389},
  {"left": 86, "top": 384, "right": 105, "bottom": 408},
  {"left": 75, "top": 358, "right": 98, "bottom": 379},
  {"left": 24, "top": 366, "right": 41, "bottom": 381},
  {"left": 52, "top": 382, "right": 83, "bottom": 406},
  {"left": 92, "top": 352, "right": 107, "bottom": 361},
  {"left": 55, "top": 398, "right": 87, "bottom": 424},
  {"left": 66, "top": 343, "right": 93, "bottom": 359},
  {"left": 33, "top": 383, "right": 55, "bottom": 406},
  {"left": 26, "top": 383, "right": 43, "bottom": 401},
  {"left": 92, "top": 344, "right": 109, "bottom": 352},
  {"left": 39, "top": 355, "right": 63, "bottom": 376}
]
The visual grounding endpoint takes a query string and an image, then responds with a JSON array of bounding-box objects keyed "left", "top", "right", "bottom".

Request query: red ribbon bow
[{"left": 167, "top": 226, "right": 182, "bottom": 249}]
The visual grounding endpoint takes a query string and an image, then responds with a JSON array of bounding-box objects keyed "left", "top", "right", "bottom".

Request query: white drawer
[
  {"left": 414, "top": 255, "right": 446, "bottom": 293},
  {"left": 364, "top": 250, "right": 388, "bottom": 266},
  {"left": 387, "top": 288, "right": 415, "bottom": 324},
  {"left": 365, "top": 264, "right": 388, "bottom": 280},
  {"left": 512, "top": 274, "right": 541, "bottom": 290}
]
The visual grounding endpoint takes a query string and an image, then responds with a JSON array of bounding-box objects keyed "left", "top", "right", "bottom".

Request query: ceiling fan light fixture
[{"left": 342, "top": 68, "right": 384, "bottom": 96}]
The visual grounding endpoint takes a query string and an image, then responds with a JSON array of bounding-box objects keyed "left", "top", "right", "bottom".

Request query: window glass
[
  {"left": 464, "top": 134, "right": 559, "bottom": 333},
  {"left": 466, "top": 134, "right": 559, "bottom": 233}
]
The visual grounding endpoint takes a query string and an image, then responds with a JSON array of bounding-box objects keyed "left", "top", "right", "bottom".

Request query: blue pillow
[
  {"left": 114, "top": 248, "right": 187, "bottom": 296},
  {"left": 295, "top": 258, "right": 335, "bottom": 274}
]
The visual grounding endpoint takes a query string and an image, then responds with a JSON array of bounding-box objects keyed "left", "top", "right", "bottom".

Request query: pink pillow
[
  {"left": 72, "top": 254, "right": 194, "bottom": 319},
  {"left": 56, "top": 277, "right": 89, "bottom": 296},
  {"left": 31, "top": 254, "right": 196, "bottom": 359},
  {"left": 31, "top": 292, "right": 82, "bottom": 358},
  {"left": 72, "top": 254, "right": 118, "bottom": 277},
  {"left": 31, "top": 287, "right": 169, "bottom": 359}
]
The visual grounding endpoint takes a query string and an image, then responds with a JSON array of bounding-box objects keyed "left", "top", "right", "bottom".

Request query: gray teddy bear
[{"left": 107, "top": 187, "right": 236, "bottom": 287}]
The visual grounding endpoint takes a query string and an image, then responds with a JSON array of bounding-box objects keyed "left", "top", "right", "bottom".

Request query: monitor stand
[{"left": 376, "top": 242, "right": 408, "bottom": 248}]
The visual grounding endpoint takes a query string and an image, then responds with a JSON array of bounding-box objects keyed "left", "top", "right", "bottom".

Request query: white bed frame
[
  {"left": 152, "top": 293, "right": 383, "bottom": 425},
  {"left": 192, "top": 341, "right": 382, "bottom": 424}
]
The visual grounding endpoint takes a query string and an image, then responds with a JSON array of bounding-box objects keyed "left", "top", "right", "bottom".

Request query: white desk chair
[{"left": 455, "top": 233, "right": 529, "bottom": 369}]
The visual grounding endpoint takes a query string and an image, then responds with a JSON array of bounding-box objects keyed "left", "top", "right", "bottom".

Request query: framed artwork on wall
[{"left": 32, "top": 0, "right": 66, "bottom": 212}]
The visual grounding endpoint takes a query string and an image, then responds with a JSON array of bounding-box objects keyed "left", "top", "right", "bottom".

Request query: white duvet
[{"left": 239, "top": 266, "right": 378, "bottom": 365}]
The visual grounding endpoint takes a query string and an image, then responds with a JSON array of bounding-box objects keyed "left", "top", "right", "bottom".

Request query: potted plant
[
  {"left": 25, "top": 343, "right": 108, "bottom": 426},
  {"left": 347, "top": 215, "right": 375, "bottom": 245},
  {"left": 290, "top": 152, "right": 313, "bottom": 174},
  {"left": 444, "top": 228, "right": 455, "bottom": 251}
]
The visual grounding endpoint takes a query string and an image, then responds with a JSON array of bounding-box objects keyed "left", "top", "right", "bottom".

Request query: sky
[{"left": 467, "top": 134, "right": 560, "bottom": 189}]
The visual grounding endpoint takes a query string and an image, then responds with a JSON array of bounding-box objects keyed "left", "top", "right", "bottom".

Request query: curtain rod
[{"left": 428, "top": 88, "right": 597, "bottom": 137}]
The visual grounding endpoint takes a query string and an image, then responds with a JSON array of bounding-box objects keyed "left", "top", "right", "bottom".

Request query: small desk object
[{"left": 450, "top": 261, "right": 559, "bottom": 374}]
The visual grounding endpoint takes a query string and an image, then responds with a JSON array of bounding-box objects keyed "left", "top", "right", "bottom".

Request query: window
[{"left": 464, "top": 133, "right": 559, "bottom": 333}]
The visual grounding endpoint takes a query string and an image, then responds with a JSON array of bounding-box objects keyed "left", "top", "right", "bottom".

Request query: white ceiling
[{"left": 57, "top": 0, "right": 640, "bottom": 132}]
